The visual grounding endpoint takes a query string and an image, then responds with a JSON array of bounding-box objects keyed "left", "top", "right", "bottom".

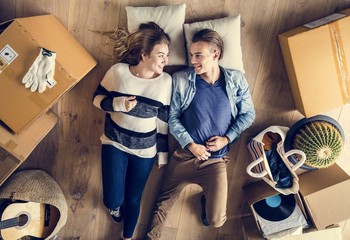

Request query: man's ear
[{"left": 213, "top": 49, "right": 220, "bottom": 60}]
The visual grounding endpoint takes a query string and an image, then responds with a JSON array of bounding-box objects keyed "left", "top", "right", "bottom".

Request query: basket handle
[
  {"left": 284, "top": 149, "right": 306, "bottom": 171},
  {"left": 246, "top": 157, "right": 268, "bottom": 178}
]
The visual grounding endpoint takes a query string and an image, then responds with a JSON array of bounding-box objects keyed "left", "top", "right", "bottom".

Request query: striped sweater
[{"left": 93, "top": 63, "right": 172, "bottom": 165}]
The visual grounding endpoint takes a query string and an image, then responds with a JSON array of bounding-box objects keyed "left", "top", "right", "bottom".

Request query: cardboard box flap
[
  {"left": 299, "top": 164, "right": 350, "bottom": 229},
  {"left": 0, "top": 110, "right": 58, "bottom": 161},
  {"left": 302, "top": 181, "right": 350, "bottom": 229},
  {"left": 243, "top": 180, "right": 279, "bottom": 205},
  {"left": 299, "top": 164, "right": 350, "bottom": 195},
  {"left": 15, "top": 14, "right": 97, "bottom": 81}
]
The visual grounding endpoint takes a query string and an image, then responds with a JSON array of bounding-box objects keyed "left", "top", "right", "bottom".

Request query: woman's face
[{"left": 142, "top": 43, "right": 169, "bottom": 75}]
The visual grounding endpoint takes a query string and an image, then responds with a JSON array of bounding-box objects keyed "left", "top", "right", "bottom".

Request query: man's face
[
  {"left": 189, "top": 41, "right": 218, "bottom": 75},
  {"left": 143, "top": 43, "right": 169, "bottom": 75}
]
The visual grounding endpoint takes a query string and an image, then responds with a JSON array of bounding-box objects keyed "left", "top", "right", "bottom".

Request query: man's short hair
[{"left": 192, "top": 29, "right": 224, "bottom": 59}]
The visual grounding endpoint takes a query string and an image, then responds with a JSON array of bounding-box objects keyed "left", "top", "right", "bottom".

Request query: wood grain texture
[{"left": 1, "top": 0, "right": 350, "bottom": 239}]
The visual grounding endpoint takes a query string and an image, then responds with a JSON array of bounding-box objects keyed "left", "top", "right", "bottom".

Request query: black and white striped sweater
[{"left": 93, "top": 63, "right": 172, "bottom": 165}]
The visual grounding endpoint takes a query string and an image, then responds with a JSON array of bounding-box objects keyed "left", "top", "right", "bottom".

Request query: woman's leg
[
  {"left": 123, "top": 153, "right": 155, "bottom": 239},
  {"left": 101, "top": 145, "right": 128, "bottom": 210}
]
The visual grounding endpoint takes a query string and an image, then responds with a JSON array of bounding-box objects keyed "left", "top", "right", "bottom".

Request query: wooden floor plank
[{"left": 2, "top": 0, "right": 350, "bottom": 239}]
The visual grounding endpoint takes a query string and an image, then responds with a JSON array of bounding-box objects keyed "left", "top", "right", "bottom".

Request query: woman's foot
[{"left": 109, "top": 206, "right": 122, "bottom": 223}]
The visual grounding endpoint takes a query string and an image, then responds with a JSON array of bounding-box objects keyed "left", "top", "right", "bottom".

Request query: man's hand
[
  {"left": 187, "top": 142, "right": 211, "bottom": 161},
  {"left": 205, "top": 136, "right": 229, "bottom": 152}
]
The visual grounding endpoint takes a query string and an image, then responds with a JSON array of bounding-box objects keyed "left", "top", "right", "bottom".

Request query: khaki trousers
[{"left": 146, "top": 148, "right": 229, "bottom": 240}]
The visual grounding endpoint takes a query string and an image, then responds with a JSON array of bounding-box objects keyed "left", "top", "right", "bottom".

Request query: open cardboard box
[
  {"left": 242, "top": 164, "right": 350, "bottom": 239},
  {"left": 0, "top": 14, "right": 97, "bottom": 133},
  {"left": 298, "top": 163, "right": 350, "bottom": 230},
  {"left": 0, "top": 110, "right": 58, "bottom": 186},
  {"left": 278, "top": 8, "right": 350, "bottom": 117},
  {"left": 242, "top": 180, "right": 309, "bottom": 238}
]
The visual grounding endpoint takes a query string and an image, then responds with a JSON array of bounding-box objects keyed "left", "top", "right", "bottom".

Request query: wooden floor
[{"left": 1, "top": 0, "right": 350, "bottom": 239}]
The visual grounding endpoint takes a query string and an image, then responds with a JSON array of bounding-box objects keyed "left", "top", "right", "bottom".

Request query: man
[{"left": 146, "top": 29, "right": 255, "bottom": 239}]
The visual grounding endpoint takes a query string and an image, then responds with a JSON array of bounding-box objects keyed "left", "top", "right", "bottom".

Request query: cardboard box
[
  {"left": 242, "top": 216, "right": 342, "bottom": 240},
  {"left": 282, "top": 226, "right": 342, "bottom": 240},
  {"left": 243, "top": 164, "right": 350, "bottom": 239},
  {"left": 0, "top": 110, "right": 58, "bottom": 185},
  {"left": 241, "top": 215, "right": 264, "bottom": 240},
  {"left": 0, "top": 14, "right": 97, "bottom": 133},
  {"left": 0, "top": 110, "right": 58, "bottom": 186},
  {"left": 278, "top": 9, "right": 350, "bottom": 117},
  {"left": 298, "top": 164, "right": 350, "bottom": 230},
  {"left": 242, "top": 180, "right": 308, "bottom": 237}
]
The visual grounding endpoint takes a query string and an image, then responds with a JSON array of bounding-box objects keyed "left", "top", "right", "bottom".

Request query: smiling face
[
  {"left": 142, "top": 42, "right": 170, "bottom": 75},
  {"left": 190, "top": 41, "right": 219, "bottom": 75}
]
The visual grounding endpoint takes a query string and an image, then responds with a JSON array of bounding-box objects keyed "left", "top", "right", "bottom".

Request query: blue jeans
[{"left": 101, "top": 145, "right": 155, "bottom": 238}]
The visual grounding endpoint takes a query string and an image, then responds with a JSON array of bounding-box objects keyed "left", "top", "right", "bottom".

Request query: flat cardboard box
[
  {"left": 242, "top": 180, "right": 308, "bottom": 237},
  {"left": 278, "top": 8, "right": 350, "bottom": 117},
  {"left": 0, "top": 14, "right": 97, "bottom": 133},
  {"left": 298, "top": 164, "right": 350, "bottom": 230},
  {"left": 0, "top": 110, "right": 58, "bottom": 186}
]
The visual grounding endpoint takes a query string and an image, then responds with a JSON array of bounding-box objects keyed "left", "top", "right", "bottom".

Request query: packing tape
[
  {"left": 4, "top": 140, "right": 18, "bottom": 151},
  {"left": 0, "top": 56, "right": 8, "bottom": 72},
  {"left": 329, "top": 22, "right": 350, "bottom": 103},
  {"left": 28, "top": 93, "right": 49, "bottom": 109}
]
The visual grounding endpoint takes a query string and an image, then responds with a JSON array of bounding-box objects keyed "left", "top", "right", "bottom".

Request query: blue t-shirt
[{"left": 182, "top": 73, "right": 232, "bottom": 158}]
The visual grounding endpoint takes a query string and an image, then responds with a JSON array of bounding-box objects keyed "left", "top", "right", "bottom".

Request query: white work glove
[{"left": 22, "top": 48, "right": 56, "bottom": 93}]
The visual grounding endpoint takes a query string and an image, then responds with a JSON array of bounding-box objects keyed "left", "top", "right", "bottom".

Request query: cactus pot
[{"left": 284, "top": 115, "right": 345, "bottom": 170}]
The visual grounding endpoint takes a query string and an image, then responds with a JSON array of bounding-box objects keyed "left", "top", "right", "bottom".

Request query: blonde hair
[{"left": 109, "top": 22, "right": 170, "bottom": 65}]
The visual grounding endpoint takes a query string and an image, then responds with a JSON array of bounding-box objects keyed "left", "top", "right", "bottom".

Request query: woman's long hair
[{"left": 109, "top": 22, "right": 170, "bottom": 65}]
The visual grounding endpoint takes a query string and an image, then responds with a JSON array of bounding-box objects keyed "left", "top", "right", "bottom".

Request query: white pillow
[
  {"left": 183, "top": 15, "right": 245, "bottom": 73},
  {"left": 125, "top": 4, "right": 187, "bottom": 66}
]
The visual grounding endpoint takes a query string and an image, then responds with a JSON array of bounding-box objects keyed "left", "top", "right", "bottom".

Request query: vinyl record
[{"left": 252, "top": 194, "right": 296, "bottom": 222}]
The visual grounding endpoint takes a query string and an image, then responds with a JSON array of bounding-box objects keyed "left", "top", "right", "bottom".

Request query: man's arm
[
  {"left": 168, "top": 73, "right": 193, "bottom": 148},
  {"left": 225, "top": 73, "right": 256, "bottom": 142}
]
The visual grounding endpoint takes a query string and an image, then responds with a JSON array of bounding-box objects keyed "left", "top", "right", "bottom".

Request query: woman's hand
[
  {"left": 124, "top": 96, "right": 137, "bottom": 112},
  {"left": 157, "top": 163, "right": 167, "bottom": 169}
]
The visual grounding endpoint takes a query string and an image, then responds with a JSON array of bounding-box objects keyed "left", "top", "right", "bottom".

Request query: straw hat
[{"left": 0, "top": 169, "right": 68, "bottom": 239}]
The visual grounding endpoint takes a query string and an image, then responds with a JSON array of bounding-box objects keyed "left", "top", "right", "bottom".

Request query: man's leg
[
  {"left": 195, "top": 158, "right": 228, "bottom": 227},
  {"left": 146, "top": 149, "right": 195, "bottom": 240}
]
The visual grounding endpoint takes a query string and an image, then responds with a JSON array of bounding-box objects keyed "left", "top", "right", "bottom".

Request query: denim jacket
[{"left": 169, "top": 67, "right": 256, "bottom": 148}]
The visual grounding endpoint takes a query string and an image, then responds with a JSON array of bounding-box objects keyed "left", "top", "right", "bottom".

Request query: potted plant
[{"left": 284, "top": 115, "right": 345, "bottom": 170}]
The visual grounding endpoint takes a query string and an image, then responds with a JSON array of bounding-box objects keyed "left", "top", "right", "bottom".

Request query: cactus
[{"left": 292, "top": 121, "right": 343, "bottom": 168}]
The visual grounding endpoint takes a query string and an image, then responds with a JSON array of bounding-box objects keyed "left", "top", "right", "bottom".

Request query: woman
[{"left": 92, "top": 22, "right": 171, "bottom": 240}]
